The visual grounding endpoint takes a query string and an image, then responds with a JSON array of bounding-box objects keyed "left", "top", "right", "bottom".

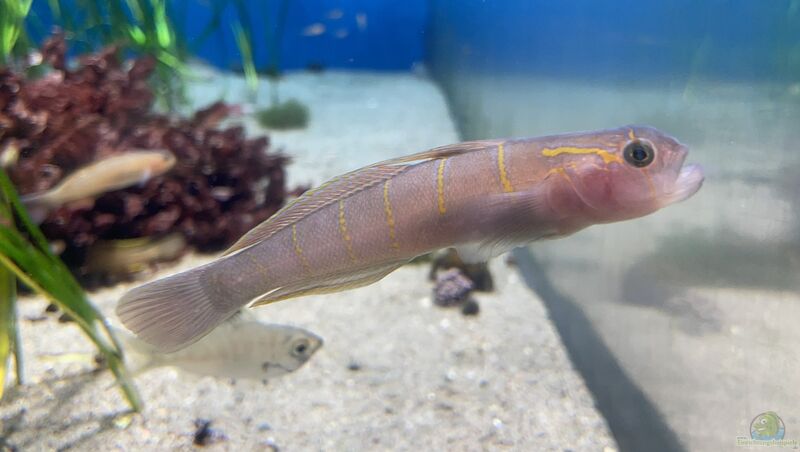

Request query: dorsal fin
[
  {"left": 222, "top": 139, "right": 504, "bottom": 256},
  {"left": 380, "top": 139, "right": 504, "bottom": 166}
]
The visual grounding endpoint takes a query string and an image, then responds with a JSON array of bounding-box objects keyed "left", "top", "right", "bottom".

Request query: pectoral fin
[
  {"left": 454, "top": 243, "right": 511, "bottom": 264},
  {"left": 454, "top": 186, "right": 557, "bottom": 263}
]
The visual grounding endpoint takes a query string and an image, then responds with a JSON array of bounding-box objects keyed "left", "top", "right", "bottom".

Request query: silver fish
[
  {"left": 21, "top": 149, "right": 176, "bottom": 210},
  {"left": 119, "top": 311, "right": 323, "bottom": 380}
]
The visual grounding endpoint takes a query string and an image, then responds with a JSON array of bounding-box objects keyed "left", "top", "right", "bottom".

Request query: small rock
[
  {"left": 428, "top": 248, "right": 494, "bottom": 291},
  {"left": 433, "top": 268, "right": 474, "bottom": 307},
  {"left": 461, "top": 299, "right": 480, "bottom": 316},
  {"left": 193, "top": 419, "right": 225, "bottom": 446},
  {"left": 465, "top": 263, "right": 494, "bottom": 292},
  {"left": 57, "top": 313, "right": 73, "bottom": 323},
  {"left": 347, "top": 361, "right": 362, "bottom": 372}
]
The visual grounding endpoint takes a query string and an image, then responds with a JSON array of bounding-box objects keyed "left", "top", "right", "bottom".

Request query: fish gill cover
[{"left": 0, "top": 33, "right": 292, "bottom": 286}]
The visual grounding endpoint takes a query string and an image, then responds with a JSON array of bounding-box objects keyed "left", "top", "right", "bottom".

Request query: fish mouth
[{"left": 663, "top": 163, "right": 704, "bottom": 205}]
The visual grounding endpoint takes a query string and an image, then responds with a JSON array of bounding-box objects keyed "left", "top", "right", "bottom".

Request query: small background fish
[
  {"left": 118, "top": 311, "right": 323, "bottom": 380},
  {"left": 83, "top": 233, "right": 187, "bottom": 279},
  {"left": 20, "top": 149, "right": 176, "bottom": 222}
]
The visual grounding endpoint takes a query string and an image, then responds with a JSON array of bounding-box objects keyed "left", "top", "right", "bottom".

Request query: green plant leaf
[
  {"left": 128, "top": 25, "right": 146, "bottom": 46},
  {"left": 152, "top": 0, "right": 172, "bottom": 48},
  {"left": 0, "top": 254, "right": 17, "bottom": 399},
  {"left": 232, "top": 20, "right": 258, "bottom": 93},
  {"left": 0, "top": 0, "right": 34, "bottom": 65},
  {"left": 0, "top": 168, "right": 141, "bottom": 411}
]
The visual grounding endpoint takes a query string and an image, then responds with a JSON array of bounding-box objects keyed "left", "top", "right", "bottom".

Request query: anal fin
[
  {"left": 249, "top": 260, "right": 409, "bottom": 307},
  {"left": 452, "top": 186, "right": 558, "bottom": 264}
]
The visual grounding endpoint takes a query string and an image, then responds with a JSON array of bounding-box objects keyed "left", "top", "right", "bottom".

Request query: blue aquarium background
[
  {"left": 30, "top": 0, "right": 429, "bottom": 70},
  {"left": 4, "top": 1, "right": 799, "bottom": 451}
]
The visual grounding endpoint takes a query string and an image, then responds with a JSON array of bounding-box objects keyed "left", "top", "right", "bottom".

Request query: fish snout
[{"left": 663, "top": 163, "right": 704, "bottom": 205}]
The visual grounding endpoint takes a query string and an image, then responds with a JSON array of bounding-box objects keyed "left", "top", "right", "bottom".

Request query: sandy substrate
[{"left": 0, "top": 69, "right": 616, "bottom": 451}]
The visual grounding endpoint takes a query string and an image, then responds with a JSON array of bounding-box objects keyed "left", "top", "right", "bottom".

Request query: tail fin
[{"left": 115, "top": 266, "right": 238, "bottom": 352}]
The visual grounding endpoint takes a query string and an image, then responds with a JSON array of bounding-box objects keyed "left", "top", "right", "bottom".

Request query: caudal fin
[{"left": 115, "top": 266, "right": 237, "bottom": 352}]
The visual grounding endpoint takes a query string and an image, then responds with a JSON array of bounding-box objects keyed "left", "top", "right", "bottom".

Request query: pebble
[
  {"left": 193, "top": 419, "right": 225, "bottom": 446},
  {"left": 433, "top": 268, "right": 474, "bottom": 307},
  {"left": 461, "top": 299, "right": 480, "bottom": 316}
]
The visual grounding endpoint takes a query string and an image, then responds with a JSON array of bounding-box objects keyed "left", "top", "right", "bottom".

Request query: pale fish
[
  {"left": 0, "top": 143, "right": 19, "bottom": 168},
  {"left": 302, "top": 23, "right": 326, "bottom": 37},
  {"left": 84, "top": 233, "right": 187, "bottom": 277},
  {"left": 21, "top": 149, "right": 176, "bottom": 210},
  {"left": 327, "top": 9, "right": 344, "bottom": 20},
  {"left": 118, "top": 125, "right": 704, "bottom": 351},
  {"left": 119, "top": 311, "right": 323, "bottom": 379},
  {"left": 356, "top": 13, "right": 368, "bottom": 31}
]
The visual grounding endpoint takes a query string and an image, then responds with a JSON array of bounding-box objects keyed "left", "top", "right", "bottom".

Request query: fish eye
[
  {"left": 623, "top": 140, "right": 655, "bottom": 168},
  {"left": 291, "top": 339, "right": 310, "bottom": 358}
]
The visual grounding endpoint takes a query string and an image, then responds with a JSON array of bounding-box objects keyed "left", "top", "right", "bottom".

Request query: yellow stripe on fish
[
  {"left": 497, "top": 143, "right": 514, "bottom": 193},
  {"left": 437, "top": 158, "right": 448, "bottom": 215},
  {"left": 338, "top": 199, "right": 358, "bottom": 263},
  {"left": 541, "top": 146, "right": 622, "bottom": 164},
  {"left": 291, "top": 224, "right": 312, "bottom": 274},
  {"left": 382, "top": 180, "right": 400, "bottom": 251}
]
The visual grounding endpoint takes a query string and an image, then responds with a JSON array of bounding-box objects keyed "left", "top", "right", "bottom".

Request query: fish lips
[{"left": 664, "top": 163, "right": 704, "bottom": 205}]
